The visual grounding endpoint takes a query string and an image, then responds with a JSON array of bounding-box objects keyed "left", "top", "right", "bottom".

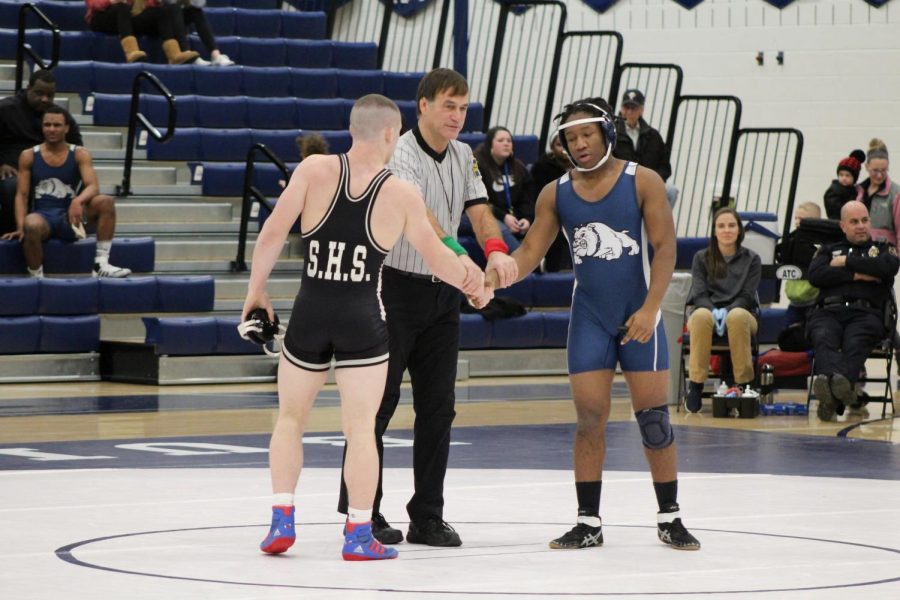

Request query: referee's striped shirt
[{"left": 384, "top": 126, "right": 488, "bottom": 276}]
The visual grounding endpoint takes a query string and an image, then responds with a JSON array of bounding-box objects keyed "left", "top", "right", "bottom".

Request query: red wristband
[{"left": 484, "top": 238, "right": 509, "bottom": 257}]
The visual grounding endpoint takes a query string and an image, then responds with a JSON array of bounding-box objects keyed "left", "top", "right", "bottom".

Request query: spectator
[
  {"left": 0, "top": 70, "right": 82, "bottom": 235},
  {"left": 85, "top": 0, "right": 199, "bottom": 65},
  {"left": 467, "top": 126, "right": 536, "bottom": 252},
  {"left": 685, "top": 208, "right": 761, "bottom": 413},
  {"left": 614, "top": 89, "right": 678, "bottom": 207},
  {"left": 530, "top": 134, "right": 571, "bottom": 271},
  {"left": 823, "top": 150, "right": 865, "bottom": 219},
  {"left": 169, "top": 0, "right": 234, "bottom": 66},
  {"left": 856, "top": 138, "right": 900, "bottom": 245},
  {"left": 296, "top": 133, "right": 329, "bottom": 160},
  {"left": 783, "top": 201, "right": 822, "bottom": 325},
  {"left": 0, "top": 107, "right": 131, "bottom": 278},
  {"left": 807, "top": 201, "right": 898, "bottom": 421}
]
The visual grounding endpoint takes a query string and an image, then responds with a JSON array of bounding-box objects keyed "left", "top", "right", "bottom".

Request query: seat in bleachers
[
  {"left": 242, "top": 66, "right": 293, "bottom": 97},
  {"left": 0, "top": 238, "right": 154, "bottom": 275},
  {"left": 41, "top": 315, "right": 101, "bottom": 352},
  {"left": 284, "top": 39, "right": 332, "bottom": 69},
  {"left": 289, "top": 68, "right": 338, "bottom": 98},
  {"left": 143, "top": 316, "right": 219, "bottom": 356},
  {"left": 248, "top": 97, "right": 299, "bottom": 130},
  {"left": 280, "top": 11, "right": 328, "bottom": 40},
  {"left": 237, "top": 37, "right": 286, "bottom": 67},
  {"left": 195, "top": 65, "right": 243, "bottom": 95},
  {"left": 383, "top": 72, "right": 423, "bottom": 101},
  {"left": 0, "top": 278, "right": 39, "bottom": 315},
  {"left": 297, "top": 98, "right": 346, "bottom": 130},
  {"left": 199, "top": 129, "right": 253, "bottom": 162},
  {"left": 0, "top": 316, "right": 41, "bottom": 353},
  {"left": 39, "top": 278, "right": 99, "bottom": 315},
  {"left": 195, "top": 96, "right": 248, "bottom": 128},
  {"left": 140, "top": 64, "right": 195, "bottom": 95},
  {"left": 337, "top": 69, "right": 384, "bottom": 99}
]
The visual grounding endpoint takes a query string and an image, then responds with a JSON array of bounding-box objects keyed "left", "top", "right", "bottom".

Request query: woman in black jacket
[{"left": 467, "top": 126, "right": 536, "bottom": 251}]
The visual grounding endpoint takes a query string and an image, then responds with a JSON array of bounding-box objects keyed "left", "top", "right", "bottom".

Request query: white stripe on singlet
[
  {"left": 383, "top": 130, "right": 487, "bottom": 276},
  {"left": 301, "top": 155, "right": 346, "bottom": 239}
]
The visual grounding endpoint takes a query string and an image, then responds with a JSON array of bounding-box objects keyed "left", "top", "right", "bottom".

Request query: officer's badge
[
  {"left": 869, "top": 246, "right": 880, "bottom": 257},
  {"left": 472, "top": 157, "right": 481, "bottom": 178}
]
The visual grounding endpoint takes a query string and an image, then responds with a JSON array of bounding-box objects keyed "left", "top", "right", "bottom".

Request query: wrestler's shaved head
[{"left": 349, "top": 94, "right": 402, "bottom": 141}]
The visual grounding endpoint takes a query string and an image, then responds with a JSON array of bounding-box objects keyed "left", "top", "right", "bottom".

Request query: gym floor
[{"left": 2, "top": 376, "right": 898, "bottom": 599}]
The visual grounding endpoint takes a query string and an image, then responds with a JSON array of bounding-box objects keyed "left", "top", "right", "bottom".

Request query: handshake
[
  {"left": 457, "top": 252, "right": 518, "bottom": 310},
  {"left": 712, "top": 307, "right": 728, "bottom": 337}
]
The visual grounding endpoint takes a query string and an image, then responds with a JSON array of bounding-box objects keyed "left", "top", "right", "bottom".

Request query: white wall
[{"left": 562, "top": 0, "right": 900, "bottom": 218}]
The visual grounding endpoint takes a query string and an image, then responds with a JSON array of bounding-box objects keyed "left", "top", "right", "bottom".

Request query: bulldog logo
[
  {"left": 34, "top": 177, "right": 75, "bottom": 200},
  {"left": 572, "top": 222, "right": 639, "bottom": 264}
]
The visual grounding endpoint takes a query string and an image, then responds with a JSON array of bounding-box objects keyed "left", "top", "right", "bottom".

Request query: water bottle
[{"left": 760, "top": 363, "right": 775, "bottom": 405}]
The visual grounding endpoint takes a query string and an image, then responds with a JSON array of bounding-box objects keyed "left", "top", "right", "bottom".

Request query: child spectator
[
  {"left": 823, "top": 150, "right": 865, "bottom": 219},
  {"left": 783, "top": 202, "right": 821, "bottom": 325}
]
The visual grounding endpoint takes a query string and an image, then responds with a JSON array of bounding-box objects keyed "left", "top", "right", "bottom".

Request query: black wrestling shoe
[
  {"left": 548, "top": 522, "right": 603, "bottom": 549},
  {"left": 406, "top": 517, "right": 462, "bottom": 547},
  {"left": 657, "top": 512, "right": 700, "bottom": 551},
  {"left": 371, "top": 512, "right": 403, "bottom": 545},
  {"left": 813, "top": 374, "right": 836, "bottom": 421}
]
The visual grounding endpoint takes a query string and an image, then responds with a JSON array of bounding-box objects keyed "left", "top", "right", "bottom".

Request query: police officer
[{"left": 807, "top": 200, "right": 899, "bottom": 421}]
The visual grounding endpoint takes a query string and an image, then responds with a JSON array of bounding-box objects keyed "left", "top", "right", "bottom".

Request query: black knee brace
[{"left": 635, "top": 405, "right": 675, "bottom": 450}]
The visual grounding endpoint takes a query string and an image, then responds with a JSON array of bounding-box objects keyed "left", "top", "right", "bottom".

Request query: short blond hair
[
  {"left": 795, "top": 201, "right": 821, "bottom": 219},
  {"left": 349, "top": 94, "right": 401, "bottom": 141}
]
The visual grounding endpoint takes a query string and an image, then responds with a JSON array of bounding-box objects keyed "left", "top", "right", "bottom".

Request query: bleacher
[{"left": 0, "top": 0, "right": 796, "bottom": 386}]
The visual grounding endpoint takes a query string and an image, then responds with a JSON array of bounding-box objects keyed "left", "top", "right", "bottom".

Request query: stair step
[
  {"left": 154, "top": 239, "right": 295, "bottom": 260},
  {"left": 83, "top": 130, "right": 124, "bottom": 151},
  {"left": 116, "top": 221, "right": 245, "bottom": 235},
  {"left": 95, "top": 164, "right": 179, "bottom": 186},
  {"left": 116, "top": 202, "right": 234, "bottom": 223},
  {"left": 99, "top": 183, "right": 202, "bottom": 196},
  {"left": 151, "top": 258, "right": 304, "bottom": 274},
  {"left": 214, "top": 298, "right": 295, "bottom": 312}
]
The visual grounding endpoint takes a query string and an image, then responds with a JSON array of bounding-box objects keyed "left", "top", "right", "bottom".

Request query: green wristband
[{"left": 442, "top": 235, "right": 468, "bottom": 257}]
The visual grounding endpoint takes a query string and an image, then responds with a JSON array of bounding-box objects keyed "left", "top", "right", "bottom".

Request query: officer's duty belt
[{"left": 820, "top": 296, "right": 876, "bottom": 310}]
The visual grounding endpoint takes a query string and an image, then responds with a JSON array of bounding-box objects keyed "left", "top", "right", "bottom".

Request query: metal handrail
[
  {"left": 118, "top": 72, "right": 177, "bottom": 197},
  {"left": 15, "top": 2, "right": 60, "bottom": 93},
  {"left": 231, "top": 143, "right": 290, "bottom": 273},
  {"left": 610, "top": 62, "right": 683, "bottom": 149},
  {"left": 541, "top": 30, "right": 623, "bottom": 149},
  {"left": 482, "top": 0, "right": 567, "bottom": 134}
]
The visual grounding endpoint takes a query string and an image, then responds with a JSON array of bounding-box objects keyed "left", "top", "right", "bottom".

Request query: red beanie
[{"left": 837, "top": 156, "right": 861, "bottom": 182}]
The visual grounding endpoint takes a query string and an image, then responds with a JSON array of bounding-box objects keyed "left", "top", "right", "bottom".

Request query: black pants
[
  {"left": 90, "top": 3, "right": 183, "bottom": 41},
  {"left": 338, "top": 268, "right": 460, "bottom": 522},
  {"left": 182, "top": 6, "right": 218, "bottom": 53},
  {"left": 806, "top": 306, "right": 884, "bottom": 383},
  {"left": 0, "top": 176, "right": 16, "bottom": 234}
]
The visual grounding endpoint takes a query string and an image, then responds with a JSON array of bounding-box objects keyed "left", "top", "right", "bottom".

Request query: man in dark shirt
[
  {"left": 614, "top": 89, "right": 677, "bottom": 207},
  {"left": 807, "top": 201, "right": 899, "bottom": 421},
  {"left": 0, "top": 70, "right": 82, "bottom": 234}
]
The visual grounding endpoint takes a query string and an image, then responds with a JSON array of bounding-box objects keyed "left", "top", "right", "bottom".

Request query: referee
[{"left": 338, "top": 68, "right": 517, "bottom": 546}]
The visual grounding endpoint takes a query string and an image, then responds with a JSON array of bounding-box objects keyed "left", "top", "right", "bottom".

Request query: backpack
[{"left": 775, "top": 218, "right": 843, "bottom": 270}]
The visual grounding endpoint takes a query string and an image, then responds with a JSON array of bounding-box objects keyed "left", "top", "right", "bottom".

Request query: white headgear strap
[{"left": 556, "top": 107, "right": 613, "bottom": 173}]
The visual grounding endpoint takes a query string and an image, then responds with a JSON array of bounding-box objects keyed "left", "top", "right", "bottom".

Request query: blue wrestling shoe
[
  {"left": 342, "top": 521, "right": 399, "bottom": 561},
  {"left": 260, "top": 505, "right": 295, "bottom": 554}
]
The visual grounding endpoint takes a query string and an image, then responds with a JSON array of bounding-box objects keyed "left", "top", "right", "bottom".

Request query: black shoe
[
  {"left": 685, "top": 381, "right": 703, "bottom": 413},
  {"left": 830, "top": 374, "right": 856, "bottom": 407},
  {"left": 372, "top": 512, "right": 403, "bottom": 545},
  {"left": 406, "top": 517, "right": 462, "bottom": 547},
  {"left": 548, "top": 522, "right": 603, "bottom": 549},
  {"left": 813, "top": 374, "right": 836, "bottom": 421},
  {"left": 657, "top": 514, "right": 700, "bottom": 551}
]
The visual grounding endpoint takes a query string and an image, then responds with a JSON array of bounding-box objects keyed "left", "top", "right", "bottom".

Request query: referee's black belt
[
  {"left": 383, "top": 266, "right": 443, "bottom": 285},
  {"left": 820, "top": 296, "right": 876, "bottom": 310}
]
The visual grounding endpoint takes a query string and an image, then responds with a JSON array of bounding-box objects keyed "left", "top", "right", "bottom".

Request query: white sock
[
  {"left": 272, "top": 493, "right": 293, "bottom": 507},
  {"left": 577, "top": 515, "right": 602, "bottom": 527},
  {"left": 27, "top": 266, "right": 44, "bottom": 279},
  {"left": 348, "top": 507, "right": 372, "bottom": 524},
  {"left": 95, "top": 240, "right": 112, "bottom": 265}
]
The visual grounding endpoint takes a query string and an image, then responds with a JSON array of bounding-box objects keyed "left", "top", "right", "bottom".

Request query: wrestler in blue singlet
[{"left": 556, "top": 161, "right": 668, "bottom": 374}]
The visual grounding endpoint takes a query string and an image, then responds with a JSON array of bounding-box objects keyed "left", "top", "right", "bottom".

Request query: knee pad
[{"left": 636, "top": 405, "right": 674, "bottom": 450}]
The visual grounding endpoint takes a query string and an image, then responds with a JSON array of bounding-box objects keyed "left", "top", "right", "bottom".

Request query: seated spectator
[
  {"left": 783, "top": 202, "right": 822, "bottom": 325},
  {"left": 685, "top": 208, "right": 761, "bottom": 413},
  {"left": 823, "top": 149, "right": 865, "bottom": 219},
  {"left": 170, "top": 0, "right": 234, "bottom": 66},
  {"left": 807, "top": 201, "right": 899, "bottom": 421},
  {"left": 530, "top": 134, "right": 571, "bottom": 271},
  {"left": 297, "top": 132, "right": 329, "bottom": 160},
  {"left": 614, "top": 89, "right": 678, "bottom": 207},
  {"left": 0, "top": 107, "right": 131, "bottom": 278},
  {"left": 0, "top": 71, "right": 82, "bottom": 235},
  {"left": 856, "top": 138, "right": 900, "bottom": 245},
  {"left": 85, "top": 0, "right": 199, "bottom": 65},
  {"left": 463, "top": 126, "right": 536, "bottom": 252}
]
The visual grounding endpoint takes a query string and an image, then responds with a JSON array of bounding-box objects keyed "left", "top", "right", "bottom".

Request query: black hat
[{"left": 621, "top": 89, "right": 645, "bottom": 107}]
